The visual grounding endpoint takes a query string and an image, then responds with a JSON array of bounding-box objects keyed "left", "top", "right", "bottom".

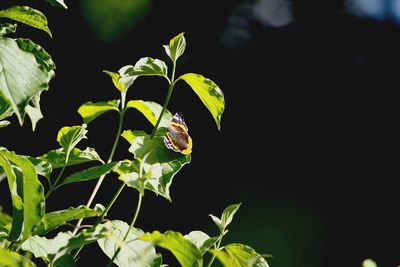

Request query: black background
[{"left": 1, "top": 0, "right": 399, "bottom": 266}]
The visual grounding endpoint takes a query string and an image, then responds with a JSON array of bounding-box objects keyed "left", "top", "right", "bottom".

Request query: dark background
[{"left": 1, "top": 0, "right": 399, "bottom": 266}]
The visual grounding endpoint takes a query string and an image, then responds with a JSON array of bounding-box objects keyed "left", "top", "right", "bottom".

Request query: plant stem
[
  {"left": 206, "top": 236, "right": 223, "bottom": 267},
  {"left": 96, "top": 183, "right": 126, "bottom": 225},
  {"left": 73, "top": 109, "right": 125, "bottom": 235},
  {"left": 106, "top": 193, "right": 143, "bottom": 267},
  {"left": 150, "top": 60, "right": 177, "bottom": 139},
  {"left": 45, "top": 160, "right": 67, "bottom": 199}
]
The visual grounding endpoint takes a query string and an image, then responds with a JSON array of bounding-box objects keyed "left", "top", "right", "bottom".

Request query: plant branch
[
  {"left": 206, "top": 234, "right": 224, "bottom": 267},
  {"left": 45, "top": 159, "right": 67, "bottom": 199},
  {"left": 106, "top": 192, "right": 143, "bottom": 267},
  {"left": 150, "top": 60, "right": 177, "bottom": 139}
]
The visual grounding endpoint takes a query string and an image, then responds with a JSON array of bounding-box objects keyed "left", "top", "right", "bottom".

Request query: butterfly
[{"left": 163, "top": 112, "right": 193, "bottom": 155}]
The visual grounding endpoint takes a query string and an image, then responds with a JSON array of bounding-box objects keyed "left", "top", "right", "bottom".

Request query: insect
[{"left": 163, "top": 112, "right": 193, "bottom": 155}]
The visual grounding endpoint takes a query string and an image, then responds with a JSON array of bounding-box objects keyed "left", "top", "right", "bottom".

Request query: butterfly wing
[{"left": 163, "top": 113, "right": 192, "bottom": 154}]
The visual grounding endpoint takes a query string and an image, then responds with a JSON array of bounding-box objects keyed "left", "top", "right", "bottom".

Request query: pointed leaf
[
  {"left": 98, "top": 220, "right": 157, "bottom": 267},
  {"left": 21, "top": 232, "right": 73, "bottom": 260},
  {"left": 39, "top": 147, "right": 103, "bottom": 169},
  {"left": 45, "top": 0, "right": 68, "bottom": 9},
  {"left": 211, "top": 243, "right": 269, "bottom": 267},
  {"left": 0, "top": 206, "right": 12, "bottom": 237},
  {"left": 78, "top": 100, "right": 120, "bottom": 124},
  {"left": 0, "top": 6, "right": 52, "bottom": 37},
  {"left": 35, "top": 205, "right": 98, "bottom": 235},
  {"left": 54, "top": 254, "right": 76, "bottom": 267},
  {"left": 179, "top": 73, "right": 224, "bottom": 130},
  {"left": 0, "top": 148, "right": 45, "bottom": 241},
  {"left": 220, "top": 203, "right": 241, "bottom": 230},
  {"left": 0, "top": 38, "right": 55, "bottom": 126},
  {"left": 140, "top": 231, "right": 202, "bottom": 267},
  {"left": 163, "top": 32, "right": 186, "bottom": 62},
  {"left": 184, "top": 231, "right": 218, "bottom": 255},
  {"left": 57, "top": 125, "right": 87, "bottom": 152},
  {"left": 0, "top": 95, "right": 12, "bottom": 120},
  {"left": 103, "top": 66, "right": 138, "bottom": 93},
  {"left": 60, "top": 162, "right": 120, "bottom": 186},
  {"left": 25, "top": 92, "right": 44, "bottom": 131},
  {"left": 0, "top": 247, "right": 36, "bottom": 267},
  {"left": 0, "top": 23, "right": 17, "bottom": 36},
  {"left": 124, "top": 57, "right": 168, "bottom": 78},
  {"left": 126, "top": 100, "right": 172, "bottom": 127},
  {"left": 121, "top": 128, "right": 190, "bottom": 201}
]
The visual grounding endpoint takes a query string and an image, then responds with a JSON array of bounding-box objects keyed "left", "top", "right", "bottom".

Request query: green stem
[
  {"left": 206, "top": 236, "right": 223, "bottom": 267},
  {"left": 96, "top": 183, "right": 126, "bottom": 225},
  {"left": 45, "top": 160, "right": 67, "bottom": 199},
  {"left": 72, "top": 108, "right": 125, "bottom": 236},
  {"left": 150, "top": 60, "right": 177, "bottom": 139},
  {"left": 106, "top": 193, "right": 143, "bottom": 267}
]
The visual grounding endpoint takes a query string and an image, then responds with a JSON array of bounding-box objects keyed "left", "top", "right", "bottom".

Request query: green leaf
[
  {"left": 57, "top": 125, "right": 87, "bottom": 153},
  {"left": 98, "top": 220, "right": 157, "bottom": 267},
  {"left": 184, "top": 231, "right": 218, "bottom": 255},
  {"left": 0, "top": 206, "right": 12, "bottom": 238},
  {"left": 0, "top": 120, "right": 10, "bottom": 128},
  {"left": 54, "top": 254, "right": 76, "bottom": 267},
  {"left": 52, "top": 224, "right": 111, "bottom": 262},
  {"left": 211, "top": 243, "right": 269, "bottom": 267},
  {"left": 163, "top": 32, "right": 186, "bottom": 62},
  {"left": 0, "top": 247, "right": 36, "bottom": 267},
  {"left": 179, "top": 73, "right": 225, "bottom": 130},
  {"left": 124, "top": 57, "right": 168, "bottom": 78},
  {"left": 60, "top": 162, "right": 120, "bottom": 186},
  {"left": 35, "top": 205, "right": 98, "bottom": 235},
  {"left": 363, "top": 259, "right": 378, "bottom": 267},
  {"left": 114, "top": 159, "right": 162, "bottom": 195},
  {"left": 39, "top": 147, "right": 103, "bottom": 169},
  {"left": 121, "top": 128, "right": 191, "bottom": 201},
  {"left": 28, "top": 157, "right": 53, "bottom": 179},
  {"left": 126, "top": 100, "right": 173, "bottom": 127},
  {"left": 0, "top": 37, "right": 55, "bottom": 127},
  {"left": 210, "top": 203, "right": 241, "bottom": 233},
  {"left": 78, "top": 100, "right": 120, "bottom": 124},
  {"left": 25, "top": 92, "right": 44, "bottom": 131},
  {"left": 0, "top": 95, "right": 13, "bottom": 120},
  {"left": 0, "top": 23, "right": 17, "bottom": 36},
  {"left": 21, "top": 232, "right": 73, "bottom": 261},
  {"left": 0, "top": 6, "right": 52, "bottom": 37},
  {"left": 140, "top": 231, "right": 202, "bottom": 267},
  {"left": 0, "top": 148, "right": 45, "bottom": 241},
  {"left": 45, "top": 0, "right": 68, "bottom": 9}
]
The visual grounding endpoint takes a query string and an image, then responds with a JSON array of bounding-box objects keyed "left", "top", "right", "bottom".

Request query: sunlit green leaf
[
  {"left": 45, "top": 0, "right": 68, "bottom": 9},
  {"left": 184, "top": 231, "right": 218, "bottom": 255},
  {"left": 35, "top": 206, "right": 98, "bottom": 235},
  {"left": 0, "top": 206, "right": 12, "bottom": 238},
  {"left": 140, "top": 231, "right": 202, "bottom": 267},
  {"left": 0, "top": 247, "right": 36, "bottom": 267},
  {"left": 78, "top": 100, "right": 119, "bottom": 124},
  {"left": 39, "top": 147, "right": 103, "bottom": 169},
  {"left": 124, "top": 57, "right": 168, "bottom": 78},
  {"left": 209, "top": 203, "right": 241, "bottom": 233},
  {"left": 363, "top": 259, "right": 378, "bottom": 267},
  {"left": 60, "top": 162, "right": 120, "bottom": 186},
  {"left": 114, "top": 159, "right": 162, "bottom": 195},
  {"left": 98, "top": 220, "right": 157, "bottom": 267},
  {"left": 0, "top": 120, "right": 10, "bottom": 128},
  {"left": 0, "top": 6, "right": 52, "bottom": 37},
  {"left": 57, "top": 125, "right": 87, "bottom": 152},
  {"left": 121, "top": 128, "right": 190, "bottom": 201},
  {"left": 21, "top": 232, "right": 73, "bottom": 261},
  {"left": 25, "top": 92, "right": 44, "bottom": 131},
  {"left": 0, "top": 37, "right": 55, "bottom": 127},
  {"left": 163, "top": 32, "right": 186, "bottom": 62},
  {"left": 126, "top": 100, "right": 172, "bottom": 127},
  {"left": 28, "top": 157, "right": 52, "bottom": 179},
  {"left": 211, "top": 243, "right": 269, "bottom": 267},
  {"left": 0, "top": 95, "right": 12, "bottom": 120},
  {"left": 179, "top": 73, "right": 224, "bottom": 130},
  {"left": 0, "top": 148, "right": 45, "bottom": 241},
  {"left": 0, "top": 23, "right": 17, "bottom": 36}
]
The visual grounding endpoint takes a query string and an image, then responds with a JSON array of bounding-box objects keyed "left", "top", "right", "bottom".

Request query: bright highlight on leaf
[
  {"left": 38, "top": 147, "right": 103, "bottom": 169},
  {"left": 0, "top": 23, "right": 17, "bottom": 36},
  {"left": 179, "top": 73, "right": 225, "bottom": 130},
  {"left": 211, "top": 243, "right": 269, "bottom": 267},
  {"left": 124, "top": 57, "right": 168, "bottom": 78},
  {"left": 0, "top": 6, "right": 52, "bottom": 37},
  {"left": 56, "top": 125, "right": 88, "bottom": 162},
  {"left": 126, "top": 100, "right": 172, "bottom": 127},
  {"left": 45, "top": 0, "right": 68, "bottom": 9}
]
